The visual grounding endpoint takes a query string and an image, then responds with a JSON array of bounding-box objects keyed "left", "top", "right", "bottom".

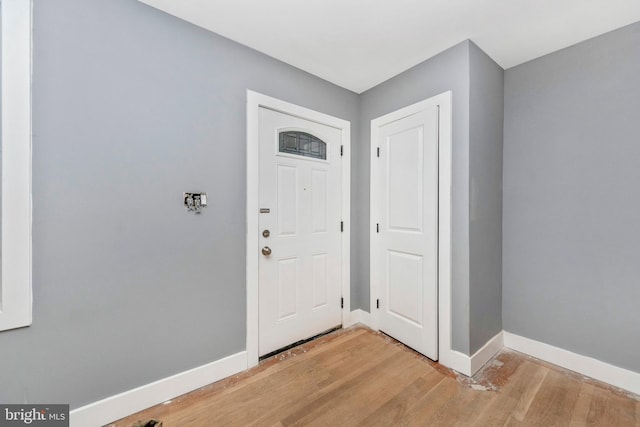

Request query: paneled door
[
  {"left": 258, "top": 107, "right": 343, "bottom": 356},
  {"left": 372, "top": 105, "right": 439, "bottom": 360}
]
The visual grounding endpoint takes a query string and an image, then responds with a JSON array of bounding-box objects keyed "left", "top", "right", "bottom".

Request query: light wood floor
[{"left": 110, "top": 326, "right": 640, "bottom": 426}]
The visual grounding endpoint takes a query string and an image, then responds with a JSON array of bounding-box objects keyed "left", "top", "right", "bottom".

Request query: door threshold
[{"left": 259, "top": 325, "right": 342, "bottom": 361}]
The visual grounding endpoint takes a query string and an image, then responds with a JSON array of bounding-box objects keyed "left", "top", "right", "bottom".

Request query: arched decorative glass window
[{"left": 279, "top": 131, "right": 327, "bottom": 160}]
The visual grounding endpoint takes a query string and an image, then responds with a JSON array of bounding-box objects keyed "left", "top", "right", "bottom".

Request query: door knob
[{"left": 262, "top": 246, "right": 272, "bottom": 256}]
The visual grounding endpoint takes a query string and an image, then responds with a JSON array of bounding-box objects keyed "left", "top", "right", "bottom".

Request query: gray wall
[
  {"left": 359, "top": 41, "right": 472, "bottom": 354},
  {"left": 0, "top": 0, "right": 359, "bottom": 408},
  {"left": 0, "top": 0, "right": 509, "bottom": 408},
  {"left": 468, "top": 42, "right": 504, "bottom": 353},
  {"left": 503, "top": 22, "right": 640, "bottom": 372}
]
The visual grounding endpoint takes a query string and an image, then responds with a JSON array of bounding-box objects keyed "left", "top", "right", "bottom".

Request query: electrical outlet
[{"left": 184, "top": 192, "right": 207, "bottom": 212}]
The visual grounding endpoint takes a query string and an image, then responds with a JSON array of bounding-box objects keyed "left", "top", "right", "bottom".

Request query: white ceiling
[{"left": 138, "top": 0, "right": 640, "bottom": 94}]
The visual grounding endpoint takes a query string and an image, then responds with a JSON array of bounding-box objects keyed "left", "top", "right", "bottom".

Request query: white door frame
[
  {"left": 246, "top": 90, "right": 351, "bottom": 368},
  {"left": 370, "top": 91, "right": 456, "bottom": 369}
]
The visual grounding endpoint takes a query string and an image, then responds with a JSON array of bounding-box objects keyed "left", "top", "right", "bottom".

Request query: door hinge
[
  {"left": 341, "top": 297, "right": 344, "bottom": 309},
  {"left": 377, "top": 147, "right": 380, "bottom": 157},
  {"left": 340, "top": 145, "right": 344, "bottom": 156},
  {"left": 376, "top": 223, "right": 379, "bottom": 233},
  {"left": 341, "top": 221, "right": 344, "bottom": 232},
  {"left": 376, "top": 299, "right": 380, "bottom": 309}
]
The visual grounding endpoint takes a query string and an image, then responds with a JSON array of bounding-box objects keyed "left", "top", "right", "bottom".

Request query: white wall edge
[
  {"left": 469, "top": 331, "right": 504, "bottom": 376},
  {"left": 70, "top": 351, "right": 248, "bottom": 427},
  {"left": 346, "top": 309, "right": 371, "bottom": 328},
  {"left": 1, "top": 0, "right": 33, "bottom": 332},
  {"left": 504, "top": 332, "right": 640, "bottom": 396}
]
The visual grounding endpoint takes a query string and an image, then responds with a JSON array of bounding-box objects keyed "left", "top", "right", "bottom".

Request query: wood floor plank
[
  {"left": 422, "top": 385, "right": 496, "bottom": 426},
  {"left": 250, "top": 341, "right": 404, "bottom": 426},
  {"left": 522, "top": 369, "right": 582, "bottom": 426},
  {"left": 472, "top": 361, "right": 547, "bottom": 426},
  {"left": 355, "top": 369, "right": 444, "bottom": 426},
  {"left": 282, "top": 350, "right": 432, "bottom": 426},
  {"left": 192, "top": 330, "right": 396, "bottom": 426},
  {"left": 585, "top": 385, "right": 636, "bottom": 426},
  {"left": 608, "top": 390, "right": 637, "bottom": 426},
  {"left": 239, "top": 328, "right": 370, "bottom": 385},
  {"left": 569, "top": 382, "right": 595, "bottom": 427},
  {"left": 110, "top": 327, "right": 640, "bottom": 427},
  {"left": 125, "top": 328, "right": 382, "bottom": 427},
  {"left": 399, "top": 376, "right": 461, "bottom": 425},
  {"left": 502, "top": 415, "right": 523, "bottom": 427},
  {"left": 510, "top": 362, "right": 548, "bottom": 421},
  {"left": 586, "top": 385, "right": 611, "bottom": 426}
]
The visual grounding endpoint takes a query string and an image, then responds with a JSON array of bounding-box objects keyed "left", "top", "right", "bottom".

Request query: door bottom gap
[{"left": 259, "top": 325, "right": 342, "bottom": 361}]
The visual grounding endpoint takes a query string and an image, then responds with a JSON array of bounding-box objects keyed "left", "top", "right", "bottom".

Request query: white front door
[
  {"left": 372, "top": 105, "right": 439, "bottom": 360},
  {"left": 258, "top": 107, "right": 343, "bottom": 356}
]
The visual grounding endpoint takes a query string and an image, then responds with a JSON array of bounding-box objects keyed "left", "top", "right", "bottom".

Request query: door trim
[
  {"left": 246, "top": 90, "right": 351, "bottom": 368},
  {"left": 370, "top": 91, "right": 454, "bottom": 367}
]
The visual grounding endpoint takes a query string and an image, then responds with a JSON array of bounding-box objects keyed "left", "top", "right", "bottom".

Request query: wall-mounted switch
[{"left": 184, "top": 192, "right": 207, "bottom": 213}]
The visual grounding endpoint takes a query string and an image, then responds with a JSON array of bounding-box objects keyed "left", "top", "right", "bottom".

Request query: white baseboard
[
  {"left": 445, "top": 349, "right": 473, "bottom": 376},
  {"left": 447, "top": 331, "right": 504, "bottom": 377},
  {"left": 470, "top": 331, "right": 504, "bottom": 375},
  {"left": 347, "top": 309, "right": 371, "bottom": 327},
  {"left": 70, "top": 351, "right": 247, "bottom": 427},
  {"left": 504, "top": 332, "right": 640, "bottom": 396}
]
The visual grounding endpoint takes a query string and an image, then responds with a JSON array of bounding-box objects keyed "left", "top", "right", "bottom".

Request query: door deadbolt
[
  {"left": 262, "top": 229, "right": 270, "bottom": 238},
  {"left": 262, "top": 246, "right": 272, "bottom": 256}
]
